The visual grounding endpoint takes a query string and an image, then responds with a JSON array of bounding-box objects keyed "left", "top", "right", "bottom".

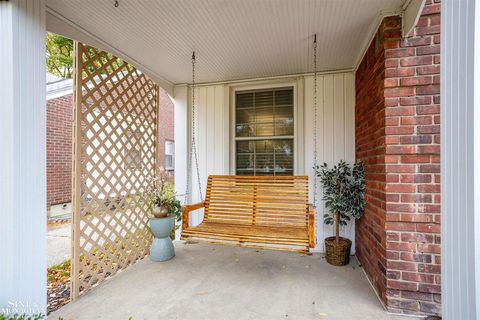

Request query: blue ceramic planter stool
[{"left": 149, "top": 215, "right": 175, "bottom": 262}]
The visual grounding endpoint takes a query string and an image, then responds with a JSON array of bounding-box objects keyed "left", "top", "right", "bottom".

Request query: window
[
  {"left": 235, "top": 88, "right": 294, "bottom": 176},
  {"left": 165, "top": 140, "right": 174, "bottom": 170},
  {"left": 124, "top": 129, "right": 143, "bottom": 170}
]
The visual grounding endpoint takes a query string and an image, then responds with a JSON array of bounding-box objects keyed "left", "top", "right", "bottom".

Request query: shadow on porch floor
[{"left": 50, "top": 242, "right": 414, "bottom": 320}]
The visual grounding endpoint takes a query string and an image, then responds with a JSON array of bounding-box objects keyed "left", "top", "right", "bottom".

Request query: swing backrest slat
[{"left": 204, "top": 175, "right": 309, "bottom": 227}]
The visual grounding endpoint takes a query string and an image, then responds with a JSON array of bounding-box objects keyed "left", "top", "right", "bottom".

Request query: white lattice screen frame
[{"left": 71, "top": 43, "right": 159, "bottom": 298}]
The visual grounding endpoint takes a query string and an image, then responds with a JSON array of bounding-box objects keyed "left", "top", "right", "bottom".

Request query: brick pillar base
[{"left": 355, "top": 0, "right": 441, "bottom": 316}]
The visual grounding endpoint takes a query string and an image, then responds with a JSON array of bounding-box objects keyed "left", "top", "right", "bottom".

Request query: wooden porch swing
[
  {"left": 181, "top": 175, "right": 315, "bottom": 252},
  {"left": 181, "top": 38, "right": 320, "bottom": 252}
]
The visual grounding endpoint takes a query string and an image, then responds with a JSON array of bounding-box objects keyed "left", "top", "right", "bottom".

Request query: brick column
[
  {"left": 355, "top": 0, "right": 441, "bottom": 316},
  {"left": 355, "top": 20, "right": 388, "bottom": 302}
]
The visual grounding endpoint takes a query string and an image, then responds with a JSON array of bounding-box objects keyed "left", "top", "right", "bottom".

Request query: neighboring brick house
[
  {"left": 46, "top": 73, "right": 74, "bottom": 212},
  {"left": 46, "top": 74, "right": 175, "bottom": 211},
  {"left": 355, "top": 0, "right": 441, "bottom": 315}
]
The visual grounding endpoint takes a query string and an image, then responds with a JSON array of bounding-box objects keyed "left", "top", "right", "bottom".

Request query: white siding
[
  {"left": 188, "top": 85, "right": 229, "bottom": 225},
  {"left": 0, "top": 0, "right": 47, "bottom": 313},
  {"left": 175, "top": 72, "right": 355, "bottom": 251},
  {"left": 304, "top": 73, "right": 356, "bottom": 252},
  {"left": 441, "top": 0, "right": 480, "bottom": 318}
]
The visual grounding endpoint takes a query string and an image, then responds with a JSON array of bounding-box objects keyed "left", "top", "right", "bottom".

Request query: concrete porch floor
[{"left": 51, "top": 242, "right": 413, "bottom": 320}]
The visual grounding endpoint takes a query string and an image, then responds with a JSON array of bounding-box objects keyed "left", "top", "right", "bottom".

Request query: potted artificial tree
[
  {"left": 147, "top": 172, "right": 181, "bottom": 262},
  {"left": 316, "top": 160, "right": 365, "bottom": 266}
]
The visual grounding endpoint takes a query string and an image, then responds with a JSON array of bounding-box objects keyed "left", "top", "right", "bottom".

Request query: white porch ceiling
[{"left": 46, "top": 0, "right": 406, "bottom": 88}]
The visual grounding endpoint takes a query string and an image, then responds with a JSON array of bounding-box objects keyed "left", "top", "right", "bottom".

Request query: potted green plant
[
  {"left": 315, "top": 160, "right": 365, "bottom": 266},
  {"left": 146, "top": 172, "right": 181, "bottom": 262}
]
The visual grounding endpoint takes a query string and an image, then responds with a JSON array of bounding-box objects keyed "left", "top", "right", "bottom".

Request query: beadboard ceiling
[{"left": 46, "top": 0, "right": 406, "bottom": 87}]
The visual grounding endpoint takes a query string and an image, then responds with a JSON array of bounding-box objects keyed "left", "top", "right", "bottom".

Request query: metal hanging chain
[
  {"left": 185, "top": 56, "right": 192, "bottom": 201},
  {"left": 313, "top": 34, "right": 319, "bottom": 207},
  {"left": 187, "top": 51, "right": 204, "bottom": 202}
]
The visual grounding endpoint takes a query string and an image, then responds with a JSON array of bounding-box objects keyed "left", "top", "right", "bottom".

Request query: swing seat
[{"left": 181, "top": 175, "right": 315, "bottom": 252}]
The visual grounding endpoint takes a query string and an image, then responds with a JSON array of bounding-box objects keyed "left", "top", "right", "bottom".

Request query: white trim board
[
  {"left": 353, "top": 8, "right": 402, "bottom": 71},
  {"left": 402, "top": 0, "right": 426, "bottom": 37},
  {"left": 182, "top": 69, "right": 354, "bottom": 88}
]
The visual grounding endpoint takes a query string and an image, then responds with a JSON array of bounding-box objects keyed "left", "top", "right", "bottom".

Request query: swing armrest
[
  {"left": 182, "top": 201, "right": 205, "bottom": 230},
  {"left": 308, "top": 204, "right": 315, "bottom": 248}
]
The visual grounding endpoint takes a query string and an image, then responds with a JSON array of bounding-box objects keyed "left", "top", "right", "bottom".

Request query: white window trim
[{"left": 228, "top": 78, "right": 304, "bottom": 175}]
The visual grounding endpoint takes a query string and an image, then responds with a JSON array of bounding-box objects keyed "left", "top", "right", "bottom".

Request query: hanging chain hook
[
  {"left": 185, "top": 51, "right": 204, "bottom": 203},
  {"left": 313, "top": 34, "right": 319, "bottom": 208}
]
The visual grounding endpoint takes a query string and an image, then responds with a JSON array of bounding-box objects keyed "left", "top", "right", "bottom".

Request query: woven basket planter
[{"left": 325, "top": 236, "right": 352, "bottom": 266}]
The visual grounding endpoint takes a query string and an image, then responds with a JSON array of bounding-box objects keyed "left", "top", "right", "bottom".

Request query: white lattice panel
[{"left": 72, "top": 43, "right": 158, "bottom": 297}]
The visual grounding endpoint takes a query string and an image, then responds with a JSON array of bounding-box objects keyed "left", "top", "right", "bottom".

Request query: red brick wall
[
  {"left": 355, "top": 0, "right": 441, "bottom": 316},
  {"left": 157, "top": 88, "right": 175, "bottom": 175},
  {"left": 46, "top": 95, "right": 73, "bottom": 207},
  {"left": 355, "top": 22, "right": 388, "bottom": 304}
]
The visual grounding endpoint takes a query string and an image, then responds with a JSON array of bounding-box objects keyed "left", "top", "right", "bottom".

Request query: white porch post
[
  {"left": 173, "top": 85, "right": 189, "bottom": 234},
  {"left": 441, "top": 0, "right": 480, "bottom": 318},
  {"left": 0, "top": 0, "right": 47, "bottom": 315},
  {"left": 173, "top": 85, "right": 189, "bottom": 201}
]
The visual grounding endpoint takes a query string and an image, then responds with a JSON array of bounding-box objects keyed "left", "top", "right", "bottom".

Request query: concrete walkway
[
  {"left": 51, "top": 242, "right": 413, "bottom": 320},
  {"left": 47, "top": 223, "right": 71, "bottom": 267}
]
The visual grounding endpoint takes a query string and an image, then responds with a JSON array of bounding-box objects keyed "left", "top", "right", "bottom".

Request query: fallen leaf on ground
[{"left": 196, "top": 291, "right": 210, "bottom": 295}]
